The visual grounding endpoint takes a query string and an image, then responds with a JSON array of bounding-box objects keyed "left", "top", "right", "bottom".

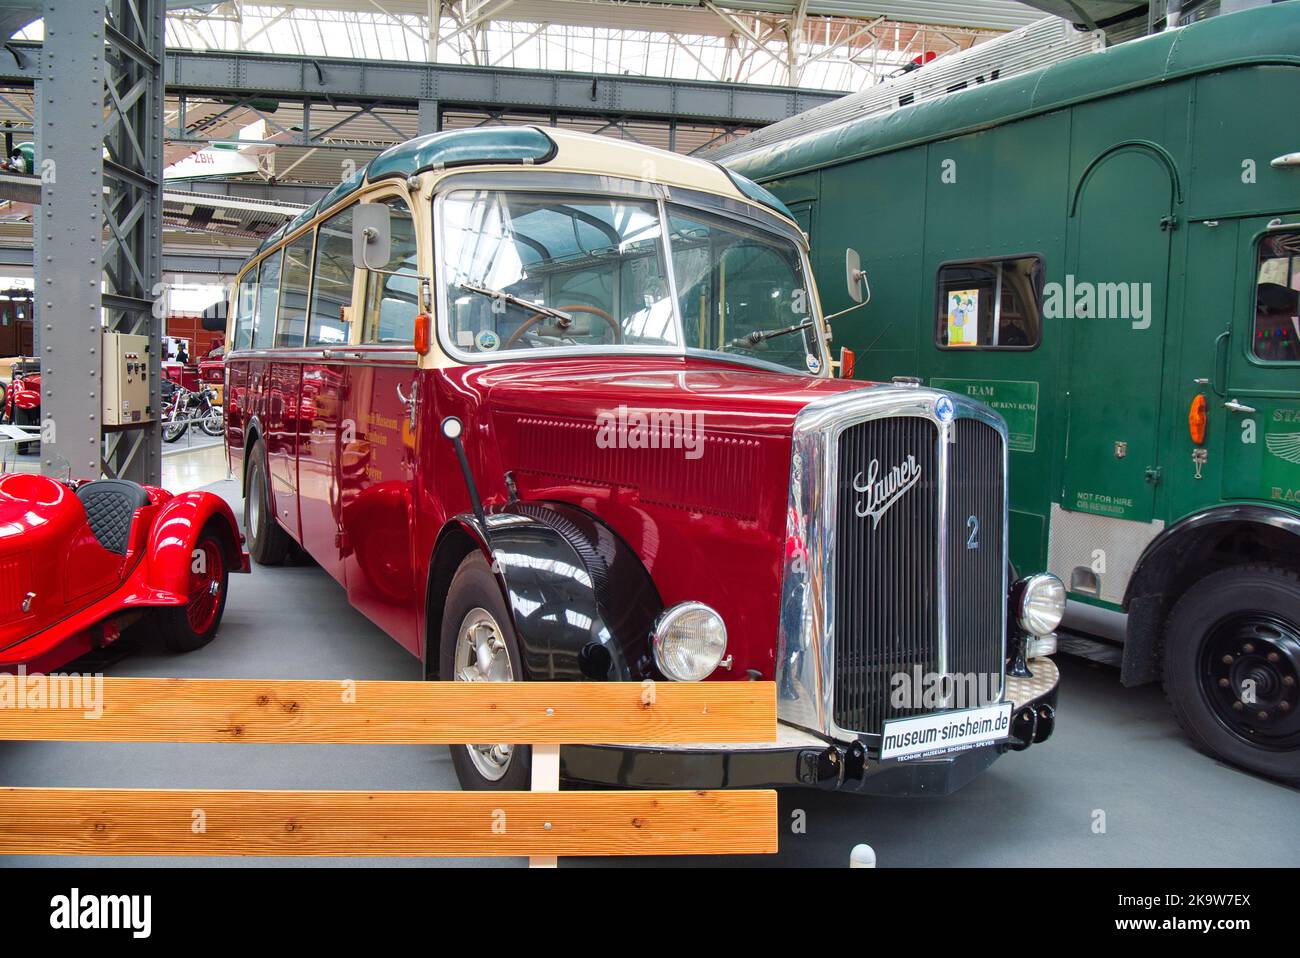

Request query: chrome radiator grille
[
  {"left": 832, "top": 416, "right": 940, "bottom": 734},
  {"left": 830, "top": 414, "right": 1005, "bottom": 736},
  {"left": 946, "top": 417, "right": 1006, "bottom": 705}
]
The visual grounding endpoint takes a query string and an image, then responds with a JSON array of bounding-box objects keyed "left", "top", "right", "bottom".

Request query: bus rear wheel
[
  {"left": 1164, "top": 565, "right": 1300, "bottom": 784},
  {"left": 244, "top": 437, "right": 293, "bottom": 566}
]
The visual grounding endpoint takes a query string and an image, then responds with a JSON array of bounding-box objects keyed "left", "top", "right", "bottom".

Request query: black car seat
[{"left": 76, "top": 479, "right": 150, "bottom": 555}]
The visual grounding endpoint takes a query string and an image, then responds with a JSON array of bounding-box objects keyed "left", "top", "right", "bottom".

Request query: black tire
[
  {"left": 1164, "top": 565, "right": 1300, "bottom": 784},
  {"left": 200, "top": 407, "right": 224, "bottom": 437},
  {"left": 244, "top": 437, "right": 293, "bottom": 566},
  {"left": 148, "top": 527, "right": 231, "bottom": 653},
  {"left": 439, "top": 551, "right": 531, "bottom": 790}
]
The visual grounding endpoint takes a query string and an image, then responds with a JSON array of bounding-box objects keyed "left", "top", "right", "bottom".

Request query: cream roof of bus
[{"left": 253, "top": 126, "right": 795, "bottom": 257}]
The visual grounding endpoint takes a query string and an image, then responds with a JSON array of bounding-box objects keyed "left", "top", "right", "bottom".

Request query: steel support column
[
  {"left": 418, "top": 98, "right": 441, "bottom": 135},
  {"left": 36, "top": 0, "right": 163, "bottom": 483}
]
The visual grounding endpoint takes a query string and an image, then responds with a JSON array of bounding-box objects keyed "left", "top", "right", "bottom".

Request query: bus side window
[
  {"left": 361, "top": 197, "right": 419, "bottom": 344},
  {"left": 935, "top": 255, "right": 1043, "bottom": 350},
  {"left": 276, "top": 230, "right": 314, "bottom": 348},
  {"left": 1252, "top": 232, "right": 1300, "bottom": 363},
  {"left": 234, "top": 272, "right": 256, "bottom": 350},
  {"left": 308, "top": 205, "right": 355, "bottom": 346},
  {"left": 252, "top": 248, "right": 282, "bottom": 350}
]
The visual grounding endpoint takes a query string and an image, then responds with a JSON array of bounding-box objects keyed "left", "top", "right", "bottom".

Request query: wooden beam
[
  {"left": 0, "top": 678, "right": 776, "bottom": 745},
  {"left": 0, "top": 787, "right": 778, "bottom": 857}
]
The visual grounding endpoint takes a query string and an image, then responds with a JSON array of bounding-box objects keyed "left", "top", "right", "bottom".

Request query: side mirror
[
  {"left": 353, "top": 202, "right": 392, "bottom": 271},
  {"left": 846, "top": 248, "right": 871, "bottom": 305}
]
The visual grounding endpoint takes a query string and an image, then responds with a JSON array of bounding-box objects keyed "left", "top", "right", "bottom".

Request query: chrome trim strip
[
  {"left": 225, "top": 347, "right": 418, "bottom": 366},
  {"left": 775, "top": 384, "right": 1010, "bottom": 743}
]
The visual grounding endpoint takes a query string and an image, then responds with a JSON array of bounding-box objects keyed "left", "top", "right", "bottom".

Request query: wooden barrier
[{"left": 0, "top": 678, "right": 779, "bottom": 862}]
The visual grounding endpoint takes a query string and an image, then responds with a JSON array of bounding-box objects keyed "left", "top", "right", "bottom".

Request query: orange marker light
[
  {"left": 414, "top": 313, "right": 431, "bottom": 355},
  {"left": 1188, "top": 393, "right": 1207, "bottom": 445},
  {"left": 839, "top": 347, "right": 856, "bottom": 380}
]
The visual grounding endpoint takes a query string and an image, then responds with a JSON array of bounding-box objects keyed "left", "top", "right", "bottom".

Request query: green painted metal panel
[{"left": 726, "top": 2, "right": 1300, "bottom": 184}]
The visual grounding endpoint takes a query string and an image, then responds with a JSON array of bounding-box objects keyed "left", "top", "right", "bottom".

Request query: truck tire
[
  {"left": 1163, "top": 565, "right": 1300, "bottom": 784},
  {"left": 439, "top": 551, "right": 531, "bottom": 790},
  {"left": 244, "top": 437, "right": 292, "bottom": 566},
  {"left": 149, "top": 526, "right": 230, "bottom": 653}
]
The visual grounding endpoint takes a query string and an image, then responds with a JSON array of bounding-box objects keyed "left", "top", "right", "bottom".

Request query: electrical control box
[{"left": 102, "top": 332, "right": 153, "bottom": 426}]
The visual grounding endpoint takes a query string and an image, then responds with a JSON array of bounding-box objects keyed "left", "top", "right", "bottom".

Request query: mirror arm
[{"left": 823, "top": 300, "right": 871, "bottom": 323}]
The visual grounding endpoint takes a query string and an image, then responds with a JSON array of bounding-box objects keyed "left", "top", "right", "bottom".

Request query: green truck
[{"left": 723, "top": 2, "right": 1300, "bottom": 782}]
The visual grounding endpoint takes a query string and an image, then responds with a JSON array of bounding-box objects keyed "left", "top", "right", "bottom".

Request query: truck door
[
  {"left": 340, "top": 194, "right": 423, "bottom": 654},
  {"left": 1060, "top": 146, "right": 1177, "bottom": 525},
  {"left": 1221, "top": 219, "right": 1300, "bottom": 507}
]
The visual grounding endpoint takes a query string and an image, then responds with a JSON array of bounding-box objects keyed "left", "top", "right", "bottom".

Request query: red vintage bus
[{"left": 225, "top": 127, "right": 1064, "bottom": 793}]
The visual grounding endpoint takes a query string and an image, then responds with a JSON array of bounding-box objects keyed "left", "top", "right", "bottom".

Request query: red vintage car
[
  {"left": 223, "top": 128, "right": 1065, "bottom": 795},
  {"left": 0, "top": 473, "right": 249, "bottom": 674},
  {"left": 1, "top": 359, "right": 41, "bottom": 453}
]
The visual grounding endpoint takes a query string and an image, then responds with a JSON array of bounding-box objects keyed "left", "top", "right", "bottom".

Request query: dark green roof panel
[
  {"left": 726, "top": 2, "right": 1300, "bottom": 182},
  {"left": 720, "top": 167, "right": 796, "bottom": 220},
  {"left": 367, "top": 127, "right": 557, "bottom": 182}
]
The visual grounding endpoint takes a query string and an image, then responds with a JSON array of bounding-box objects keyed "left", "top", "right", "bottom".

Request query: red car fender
[{"left": 142, "top": 491, "right": 250, "bottom": 599}]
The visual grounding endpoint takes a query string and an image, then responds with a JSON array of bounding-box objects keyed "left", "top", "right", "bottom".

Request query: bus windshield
[{"left": 438, "top": 188, "right": 823, "bottom": 374}]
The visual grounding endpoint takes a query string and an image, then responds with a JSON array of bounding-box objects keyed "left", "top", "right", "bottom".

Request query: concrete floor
[{"left": 2, "top": 478, "right": 1296, "bottom": 868}]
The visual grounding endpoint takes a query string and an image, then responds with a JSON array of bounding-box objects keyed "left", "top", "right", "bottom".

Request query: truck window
[
  {"left": 361, "top": 197, "right": 419, "bottom": 344},
  {"left": 1253, "top": 231, "right": 1300, "bottom": 363},
  {"left": 233, "top": 272, "right": 256, "bottom": 350},
  {"left": 252, "top": 248, "right": 282, "bottom": 349},
  {"left": 935, "top": 255, "right": 1043, "bottom": 350},
  {"left": 276, "top": 230, "right": 313, "bottom": 348},
  {"left": 308, "top": 206, "right": 355, "bottom": 346}
]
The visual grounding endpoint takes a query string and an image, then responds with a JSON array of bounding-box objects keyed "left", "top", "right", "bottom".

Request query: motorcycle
[
  {"left": 161, "top": 381, "right": 223, "bottom": 443},
  {"left": 1, "top": 360, "right": 41, "bottom": 454}
]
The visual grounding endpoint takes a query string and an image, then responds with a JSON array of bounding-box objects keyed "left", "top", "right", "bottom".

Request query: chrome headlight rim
[
  {"left": 1015, "top": 573, "right": 1066, "bottom": 637},
  {"left": 651, "top": 600, "right": 728, "bottom": 682}
]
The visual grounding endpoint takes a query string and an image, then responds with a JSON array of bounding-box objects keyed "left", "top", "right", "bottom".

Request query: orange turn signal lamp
[
  {"left": 414, "top": 313, "right": 431, "bottom": 355},
  {"left": 1188, "top": 393, "right": 1207, "bottom": 445},
  {"left": 838, "top": 347, "right": 856, "bottom": 380}
]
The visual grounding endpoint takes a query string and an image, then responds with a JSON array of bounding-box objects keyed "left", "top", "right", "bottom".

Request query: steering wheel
[{"left": 504, "top": 304, "right": 621, "bottom": 349}]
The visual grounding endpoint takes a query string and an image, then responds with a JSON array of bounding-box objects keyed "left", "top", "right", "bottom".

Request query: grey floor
[{"left": 2, "top": 478, "right": 1296, "bottom": 867}]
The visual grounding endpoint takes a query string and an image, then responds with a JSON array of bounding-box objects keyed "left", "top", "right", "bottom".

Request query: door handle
[
  {"left": 1210, "top": 328, "right": 1230, "bottom": 398},
  {"left": 396, "top": 380, "right": 418, "bottom": 429},
  {"left": 1224, "top": 399, "right": 1257, "bottom": 414}
]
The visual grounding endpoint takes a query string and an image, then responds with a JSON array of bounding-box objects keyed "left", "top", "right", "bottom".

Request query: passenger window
[
  {"left": 361, "top": 197, "right": 419, "bottom": 344},
  {"left": 308, "top": 206, "right": 355, "bottom": 345},
  {"left": 936, "top": 255, "right": 1043, "bottom": 350},
  {"left": 233, "top": 272, "right": 256, "bottom": 350},
  {"left": 276, "top": 231, "right": 314, "bottom": 348},
  {"left": 252, "top": 249, "right": 282, "bottom": 350},
  {"left": 1252, "top": 232, "right": 1300, "bottom": 363}
]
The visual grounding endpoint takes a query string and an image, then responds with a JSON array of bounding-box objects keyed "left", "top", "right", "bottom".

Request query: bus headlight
[
  {"left": 652, "top": 602, "right": 727, "bottom": 681},
  {"left": 1014, "top": 573, "right": 1066, "bottom": 637}
]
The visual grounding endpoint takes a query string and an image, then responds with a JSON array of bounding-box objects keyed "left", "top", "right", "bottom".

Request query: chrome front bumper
[{"left": 561, "top": 658, "right": 1061, "bottom": 796}]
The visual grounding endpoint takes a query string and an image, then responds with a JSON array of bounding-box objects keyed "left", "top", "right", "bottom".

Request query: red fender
[{"left": 143, "top": 491, "right": 249, "bottom": 599}]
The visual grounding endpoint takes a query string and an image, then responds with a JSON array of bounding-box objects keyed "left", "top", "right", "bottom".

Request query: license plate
[{"left": 879, "top": 703, "right": 1012, "bottom": 762}]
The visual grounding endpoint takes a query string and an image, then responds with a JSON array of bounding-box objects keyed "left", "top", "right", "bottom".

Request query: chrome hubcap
[{"left": 454, "top": 607, "right": 515, "bottom": 781}]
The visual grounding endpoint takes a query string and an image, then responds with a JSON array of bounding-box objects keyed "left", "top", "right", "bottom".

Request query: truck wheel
[
  {"left": 151, "top": 528, "right": 230, "bottom": 653},
  {"left": 439, "top": 551, "right": 531, "bottom": 790},
  {"left": 1164, "top": 565, "right": 1300, "bottom": 784},
  {"left": 244, "top": 437, "right": 292, "bottom": 566}
]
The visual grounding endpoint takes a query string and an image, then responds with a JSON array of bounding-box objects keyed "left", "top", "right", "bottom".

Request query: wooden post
[{"left": 529, "top": 744, "right": 561, "bottom": 868}]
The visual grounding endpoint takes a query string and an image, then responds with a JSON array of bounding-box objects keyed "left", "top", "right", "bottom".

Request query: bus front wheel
[{"left": 1164, "top": 565, "right": 1300, "bottom": 784}]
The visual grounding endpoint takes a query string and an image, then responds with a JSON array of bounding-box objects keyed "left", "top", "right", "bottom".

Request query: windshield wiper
[
  {"left": 457, "top": 282, "right": 573, "bottom": 327},
  {"left": 729, "top": 319, "right": 815, "bottom": 348}
]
